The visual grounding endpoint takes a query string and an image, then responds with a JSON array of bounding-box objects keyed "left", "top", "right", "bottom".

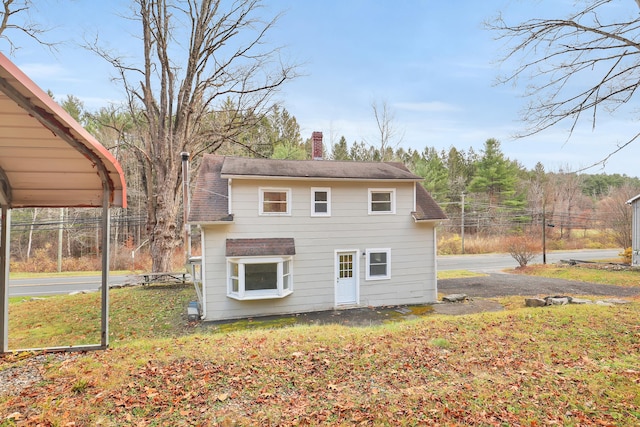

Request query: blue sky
[{"left": 5, "top": 0, "right": 640, "bottom": 177}]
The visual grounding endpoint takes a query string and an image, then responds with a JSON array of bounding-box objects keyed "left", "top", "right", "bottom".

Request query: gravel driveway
[{"left": 438, "top": 273, "right": 640, "bottom": 298}]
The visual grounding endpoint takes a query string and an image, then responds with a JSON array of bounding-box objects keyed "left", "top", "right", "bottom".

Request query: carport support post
[
  {"left": 0, "top": 206, "right": 10, "bottom": 352},
  {"left": 100, "top": 203, "right": 110, "bottom": 348}
]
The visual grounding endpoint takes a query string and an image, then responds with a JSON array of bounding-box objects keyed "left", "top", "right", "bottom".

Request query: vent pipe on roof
[
  {"left": 181, "top": 152, "right": 191, "bottom": 262},
  {"left": 312, "top": 131, "right": 323, "bottom": 160}
]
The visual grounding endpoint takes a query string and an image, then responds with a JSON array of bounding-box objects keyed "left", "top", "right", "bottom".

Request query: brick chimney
[{"left": 312, "top": 131, "right": 323, "bottom": 160}]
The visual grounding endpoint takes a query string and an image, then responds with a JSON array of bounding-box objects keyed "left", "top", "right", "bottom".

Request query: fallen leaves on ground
[{"left": 2, "top": 303, "right": 639, "bottom": 426}]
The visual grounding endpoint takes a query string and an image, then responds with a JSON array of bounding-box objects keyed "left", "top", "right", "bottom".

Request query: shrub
[
  {"left": 620, "top": 247, "right": 632, "bottom": 265},
  {"left": 438, "top": 234, "right": 462, "bottom": 255},
  {"left": 506, "top": 235, "right": 539, "bottom": 268}
]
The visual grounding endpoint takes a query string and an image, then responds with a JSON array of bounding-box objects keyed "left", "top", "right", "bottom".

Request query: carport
[{"left": 0, "top": 53, "right": 127, "bottom": 352}]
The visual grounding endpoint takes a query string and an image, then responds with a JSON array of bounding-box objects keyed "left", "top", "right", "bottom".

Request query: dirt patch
[
  {"left": 438, "top": 273, "right": 640, "bottom": 298},
  {"left": 432, "top": 298, "right": 504, "bottom": 316}
]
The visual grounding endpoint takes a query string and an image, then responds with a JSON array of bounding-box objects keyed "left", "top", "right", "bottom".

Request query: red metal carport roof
[{"left": 0, "top": 52, "right": 126, "bottom": 208}]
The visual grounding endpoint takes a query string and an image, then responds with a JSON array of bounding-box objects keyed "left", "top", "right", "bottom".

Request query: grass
[
  {"left": 1, "top": 269, "right": 639, "bottom": 425},
  {"left": 8, "top": 283, "right": 196, "bottom": 349},
  {"left": 437, "top": 269, "right": 488, "bottom": 279},
  {"left": 510, "top": 264, "right": 640, "bottom": 287}
]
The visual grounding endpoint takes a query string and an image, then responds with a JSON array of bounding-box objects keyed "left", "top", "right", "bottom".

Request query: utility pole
[
  {"left": 542, "top": 205, "right": 546, "bottom": 265},
  {"left": 461, "top": 192, "right": 465, "bottom": 255}
]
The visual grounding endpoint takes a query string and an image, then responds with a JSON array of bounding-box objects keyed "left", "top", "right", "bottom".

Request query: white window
[
  {"left": 365, "top": 249, "right": 391, "bottom": 280},
  {"left": 368, "top": 188, "right": 396, "bottom": 214},
  {"left": 311, "top": 187, "right": 331, "bottom": 217},
  {"left": 259, "top": 188, "right": 291, "bottom": 216},
  {"left": 227, "top": 257, "right": 293, "bottom": 300}
]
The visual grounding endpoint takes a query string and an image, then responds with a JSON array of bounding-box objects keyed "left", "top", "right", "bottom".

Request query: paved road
[
  {"left": 8, "top": 274, "right": 136, "bottom": 297},
  {"left": 437, "top": 249, "right": 620, "bottom": 273}
]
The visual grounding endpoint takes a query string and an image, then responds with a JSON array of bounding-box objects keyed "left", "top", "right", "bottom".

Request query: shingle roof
[
  {"left": 414, "top": 184, "right": 448, "bottom": 221},
  {"left": 226, "top": 238, "right": 296, "bottom": 257},
  {"left": 220, "top": 156, "right": 422, "bottom": 180},
  {"left": 188, "top": 155, "right": 232, "bottom": 223},
  {"left": 188, "top": 154, "right": 447, "bottom": 222},
  {"left": 385, "top": 161, "right": 447, "bottom": 221}
]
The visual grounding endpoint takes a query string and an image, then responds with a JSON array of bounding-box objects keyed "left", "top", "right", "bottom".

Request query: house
[
  {"left": 627, "top": 194, "right": 640, "bottom": 266},
  {"left": 188, "top": 132, "right": 447, "bottom": 321}
]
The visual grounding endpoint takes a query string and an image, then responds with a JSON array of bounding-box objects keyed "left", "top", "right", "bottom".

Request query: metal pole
[
  {"left": 181, "top": 152, "right": 191, "bottom": 263},
  {"left": 461, "top": 192, "right": 465, "bottom": 255},
  {"left": 57, "top": 208, "right": 63, "bottom": 272},
  {"left": 0, "top": 207, "right": 10, "bottom": 352},
  {"left": 100, "top": 200, "right": 110, "bottom": 348}
]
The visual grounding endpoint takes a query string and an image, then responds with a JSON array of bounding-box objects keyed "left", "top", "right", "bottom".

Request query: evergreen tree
[
  {"left": 331, "top": 136, "right": 350, "bottom": 160},
  {"left": 468, "top": 138, "right": 519, "bottom": 203},
  {"left": 414, "top": 147, "right": 449, "bottom": 199}
]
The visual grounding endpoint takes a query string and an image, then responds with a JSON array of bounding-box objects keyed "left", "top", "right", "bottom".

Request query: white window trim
[
  {"left": 227, "top": 256, "right": 294, "bottom": 300},
  {"left": 368, "top": 188, "right": 396, "bottom": 214},
  {"left": 259, "top": 187, "right": 291, "bottom": 216},
  {"left": 310, "top": 187, "right": 331, "bottom": 217},
  {"left": 365, "top": 248, "right": 391, "bottom": 280}
]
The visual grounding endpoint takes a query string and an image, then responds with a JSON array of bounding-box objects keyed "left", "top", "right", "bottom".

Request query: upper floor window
[
  {"left": 260, "top": 188, "right": 291, "bottom": 215},
  {"left": 311, "top": 187, "right": 331, "bottom": 217},
  {"left": 368, "top": 188, "right": 396, "bottom": 214}
]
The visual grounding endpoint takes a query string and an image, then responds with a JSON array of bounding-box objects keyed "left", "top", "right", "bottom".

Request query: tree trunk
[
  {"left": 146, "top": 147, "right": 182, "bottom": 272},
  {"left": 26, "top": 208, "right": 38, "bottom": 260},
  {"left": 149, "top": 183, "right": 180, "bottom": 272}
]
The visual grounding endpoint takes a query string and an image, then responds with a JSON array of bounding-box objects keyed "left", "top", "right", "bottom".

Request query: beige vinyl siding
[
  {"left": 632, "top": 200, "right": 640, "bottom": 266},
  {"left": 200, "top": 179, "right": 438, "bottom": 321}
]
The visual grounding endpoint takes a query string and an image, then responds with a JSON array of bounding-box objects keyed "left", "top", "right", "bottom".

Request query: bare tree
[
  {"left": 488, "top": 0, "right": 640, "bottom": 168},
  {"left": 597, "top": 183, "right": 640, "bottom": 248},
  {"left": 89, "top": 0, "right": 297, "bottom": 272},
  {"left": 369, "top": 100, "right": 404, "bottom": 162},
  {"left": 0, "top": 0, "right": 55, "bottom": 52}
]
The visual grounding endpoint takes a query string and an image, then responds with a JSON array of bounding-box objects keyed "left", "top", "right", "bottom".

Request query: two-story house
[{"left": 188, "top": 133, "right": 447, "bottom": 321}]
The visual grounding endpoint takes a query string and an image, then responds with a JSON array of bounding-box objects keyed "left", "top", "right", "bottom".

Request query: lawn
[
  {"left": 1, "top": 271, "right": 639, "bottom": 425},
  {"left": 510, "top": 264, "right": 640, "bottom": 287}
]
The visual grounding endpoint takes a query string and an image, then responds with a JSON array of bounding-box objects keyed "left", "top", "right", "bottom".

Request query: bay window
[{"left": 227, "top": 256, "right": 293, "bottom": 300}]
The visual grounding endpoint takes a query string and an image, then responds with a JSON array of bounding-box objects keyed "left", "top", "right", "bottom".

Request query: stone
[
  {"left": 601, "top": 298, "right": 630, "bottom": 305},
  {"left": 569, "top": 298, "right": 592, "bottom": 305},
  {"left": 545, "top": 297, "right": 570, "bottom": 306},
  {"left": 525, "top": 298, "right": 546, "bottom": 307},
  {"left": 442, "top": 294, "right": 468, "bottom": 303},
  {"left": 595, "top": 300, "right": 614, "bottom": 307}
]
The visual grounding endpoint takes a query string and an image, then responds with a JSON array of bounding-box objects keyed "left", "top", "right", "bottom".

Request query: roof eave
[
  {"left": 221, "top": 174, "right": 422, "bottom": 183},
  {"left": 412, "top": 213, "right": 449, "bottom": 223},
  {"left": 626, "top": 194, "right": 640, "bottom": 204}
]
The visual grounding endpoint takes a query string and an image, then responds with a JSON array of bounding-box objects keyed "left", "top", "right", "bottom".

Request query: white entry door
[{"left": 336, "top": 251, "right": 358, "bottom": 305}]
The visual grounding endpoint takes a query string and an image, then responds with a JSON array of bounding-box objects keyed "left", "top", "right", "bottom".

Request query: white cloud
[{"left": 18, "top": 62, "right": 71, "bottom": 81}]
